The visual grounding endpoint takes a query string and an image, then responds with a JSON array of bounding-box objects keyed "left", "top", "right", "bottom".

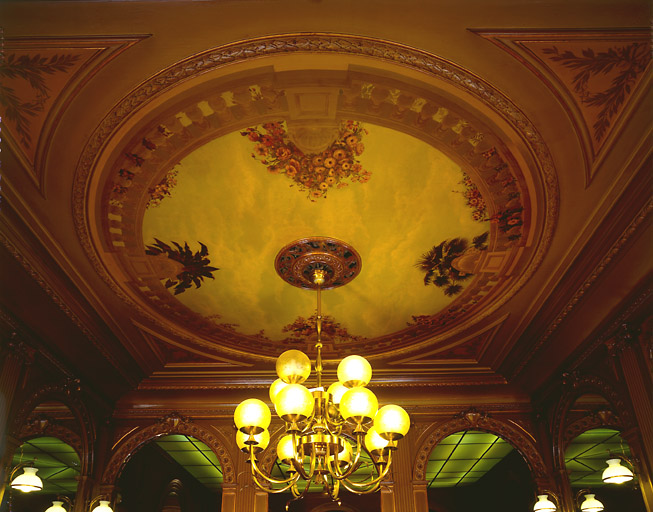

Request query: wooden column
[
  {"left": 607, "top": 325, "right": 653, "bottom": 510},
  {"left": 0, "top": 333, "right": 34, "bottom": 508},
  {"left": 389, "top": 429, "right": 419, "bottom": 512},
  {"left": 230, "top": 451, "right": 268, "bottom": 512}
]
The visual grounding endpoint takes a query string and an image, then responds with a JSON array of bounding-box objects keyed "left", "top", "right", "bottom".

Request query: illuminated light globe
[
  {"left": 276, "top": 349, "right": 311, "bottom": 384},
  {"left": 327, "top": 381, "right": 348, "bottom": 405},
  {"left": 329, "top": 441, "right": 353, "bottom": 467},
  {"left": 234, "top": 398, "right": 271, "bottom": 434},
  {"left": 533, "top": 494, "right": 557, "bottom": 512},
  {"left": 374, "top": 404, "right": 410, "bottom": 441},
  {"left": 365, "top": 426, "right": 390, "bottom": 455},
  {"left": 274, "top": 383, "right": 314, "bottom": 422},
  {"left": 91, "top": 501, "right": 114, "bottom": 512},
  {"left": 269, "top": 378, "right": 289, "bottom": 403},
  {"left": 337, "top": 355, "right": 372, "bottom": 388},
  {"left": 45, "top": 502, "right": 67, "bottom": 512},
  {"left": 277, "top": 434, "right": 296, "bottom": 463},
  {"left": 340, "top": 387, "right": 378, "bottom": 424},
  {"left": 236, "top": 428, "right": 270, "bottom": 453},
  {"left": 10, "top": 466, "right": 42, "bottom": 492},
  {"left": 579, "top": 494, "right": 604, "bottom": 512},
  {"left": 602, "top": 458, "right": 634, "bottom": 484}
]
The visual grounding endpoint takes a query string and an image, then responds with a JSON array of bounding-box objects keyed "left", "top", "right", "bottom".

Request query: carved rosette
[
  {"left": 275, "top": 237, "right": 362, "bottom": 290},
  {"left": 101, "top": 413, "right": 235, "bottom": 486}
]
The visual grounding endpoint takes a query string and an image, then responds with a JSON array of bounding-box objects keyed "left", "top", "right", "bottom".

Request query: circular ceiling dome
[{"left": 77, "top": 35, "right": 555, "bottom": 361}]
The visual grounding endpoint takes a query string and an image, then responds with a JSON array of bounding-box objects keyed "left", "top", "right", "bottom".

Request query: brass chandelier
[{"left": 233, "top": 238, "right": 410, "bottom": 506}]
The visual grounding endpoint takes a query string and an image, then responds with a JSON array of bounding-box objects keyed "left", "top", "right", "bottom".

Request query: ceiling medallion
[
  {"left": 274, "top": 237, "right": 362, "bottom": 290},
  {"left": 236, "top": 239, "right": 408, "bottom": 507}
]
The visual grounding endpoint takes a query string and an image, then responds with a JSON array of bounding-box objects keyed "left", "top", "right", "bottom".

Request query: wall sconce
[
  {"left": 9, "top": 463, "right": 43, "bottom": 492},
  {"left": 89, "top": 496, "right": 114, "bottom": 512},
  {"left": 602, "top": 455, "right": 634, "bottom": 484},
  {"left": 577, "top": 489, "right": 604, "bottom": 512},
  {"left": 44, "top": 496, "right": 73, "bottom": 512},
  {"left": 533, "top": 491, "right": 558, "bottom": 512}
]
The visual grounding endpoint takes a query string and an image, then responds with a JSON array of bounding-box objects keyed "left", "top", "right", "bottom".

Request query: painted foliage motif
[
  {"left": 145, "top": 239, "right": 219, "bottom": 295},
  {"left": 0, "top": 53, "right": 80, "bottom": 147},
  {"left": 241, "top": 120, "right": 371, "bottom": 200},
  {"left": 543, "top": 42, "right": 650, "bottom": 142}
]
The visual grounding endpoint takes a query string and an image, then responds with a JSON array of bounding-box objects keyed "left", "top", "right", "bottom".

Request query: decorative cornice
[
  {"left": 512, "top": 197, "right": 653, "bottom": 378},
  {"left": 0, "top": 231, "right": 135, "bottom": 384}
]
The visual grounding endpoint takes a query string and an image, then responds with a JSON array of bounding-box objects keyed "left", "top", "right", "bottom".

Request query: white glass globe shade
[
  {"left": 45, "top": 501, "right": 67, "bottom": 512},
  {"left": 329, "top": 440, "right": 353, "bottom": 466},
  {"left": 374, "top": 404, "right": 410, "bottom": 440},
  {"left": 580, "top": 494, "right": 604, "bottom": 512},
  {"left": 274, "top": 383, "right": 314, "bottom": 422},
  {"left": 276, "top": 350, "right": 311, "bottom": 384},
  {"left": 269, "top": 378, "right": 289, "bottom": 404},
  {"left": 234, "top": 398, "right": 271, "bottom": 434},
  {"left": 277, "top": 434, "right": 297, "bottom": 463},
  {"left": 602, "top": 458, "right": 633, "bottom": 484},
  {"left": 339, "top": 387, "right": 378, "bottom": 424},
  {"left": 337, "top": 355, "right": 372, "bottom": 387},
  {"left": 91, "top": 501, "right": 114, "bottom": 512},
  {"left": 327, "top": 381, "right": 348, "bottom": 405},
  {"left": 533, "top": 494, "right": 557, "bottom": 512},
  {"left": 10, "top": 466, "right": 43, "bottom": 492},
  {"left": 365, "top": 426, "right": 390, "bottom": 454},
  {"left": 236, "top": 428, "right": 270, "bottom": 453}
]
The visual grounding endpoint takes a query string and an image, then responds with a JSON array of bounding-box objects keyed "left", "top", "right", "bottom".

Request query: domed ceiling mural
[{"left": 84, "top": 46, "right": 546, "bottom": 363}]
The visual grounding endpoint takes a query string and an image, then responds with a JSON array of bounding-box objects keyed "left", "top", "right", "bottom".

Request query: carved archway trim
[
  {"left": 10, "top": 380, "right": 95, "bottom": 478},
  {"left": 413, "top": 414, "right": 548, "bottom": 487},
  {"left": 551, "top": 373, "right": 634, "bottom": 472},
  {"left": 19, "top": 422, "right": 83, "bottom": 460},
  {"left": 101, "top": 413, "right": 235, "bottom": 486}
]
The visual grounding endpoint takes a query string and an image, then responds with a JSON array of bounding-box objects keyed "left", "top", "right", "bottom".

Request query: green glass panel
[
  {"left": 441, "top": 459, "right": 475, "bottom": 472},
  {"left": 459, "top": 432, "right": 497, "bottom": 444},
  {"left": 485, "top": 443, "right": 513, "bottom": 458},
  {"left": 451, "top": 444, "right": 489, "bottom": 459},
  {"left": 156, "top": 441, "right": 196, "bottom": 451},
  {"left": 428, "top": 444, "right": 455, "bottom": 459},
  {"left": 440, "top": 434, "right": 463, "bottom": 445}
]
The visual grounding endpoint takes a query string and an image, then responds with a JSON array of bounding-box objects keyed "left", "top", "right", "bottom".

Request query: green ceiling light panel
[
  {"left": 9, "top": 437, "right": 81, "bottom": 494},
  {"left": 426, "top": 430, "right": 514, "bottom": 488},
  {"left": 565, "top": 428, "right": 636, "bottom": 488},
  {"left": 155, "top": 435, "right": 223, "bottom": 490}
]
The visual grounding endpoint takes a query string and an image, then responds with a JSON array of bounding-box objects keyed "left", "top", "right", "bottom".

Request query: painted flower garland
[{"left": 241, "top": 120, "right": 371, "bottom": 200}]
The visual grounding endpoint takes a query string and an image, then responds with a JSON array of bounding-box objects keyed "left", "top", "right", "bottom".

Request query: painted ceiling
[{"left": 87, "top": 55, "right": 542, "bottom": 363}]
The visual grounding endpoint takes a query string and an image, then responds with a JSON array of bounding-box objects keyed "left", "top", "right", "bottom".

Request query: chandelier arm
[
  {"left": 343, "top": 449, "right": 393, "bottom": 488},
  {"left": 249, "top": 446, "right": 299, "bottom": 485},
  {"left": 250, "top": 469, "right": 301, "bottom": 494},
  {"left": 328, "top": 432, "right": 366, "bottom": 480},
  {"left": 340, "top": 477, "right": 381, "bottom": 495},
  {"left": 289, "top": 432, "right": 317, "bottom": 481}
]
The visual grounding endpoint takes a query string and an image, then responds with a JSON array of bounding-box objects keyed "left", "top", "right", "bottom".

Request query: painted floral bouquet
[{"left": 241, "top": 120, "right": 371, "bottom": 200}]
